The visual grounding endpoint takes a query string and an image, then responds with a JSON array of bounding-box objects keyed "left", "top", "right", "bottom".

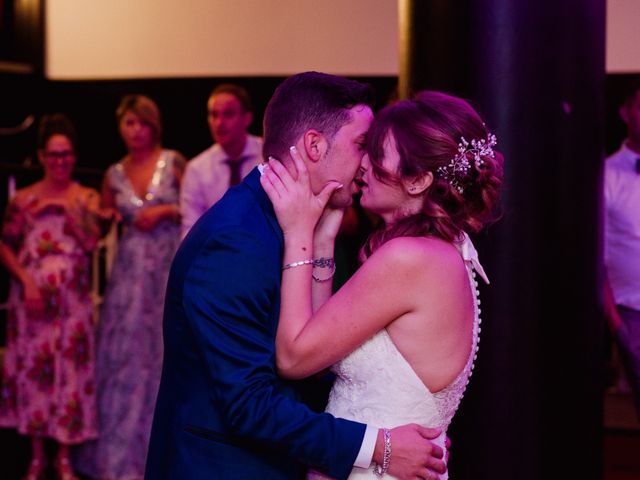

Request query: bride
[{"left": 260, "top": 90, "right": 503, "bottom": 479}]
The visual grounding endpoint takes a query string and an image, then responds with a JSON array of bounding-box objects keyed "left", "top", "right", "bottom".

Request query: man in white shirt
[
  {"left": 180, "top": 84, "right": 263, "bottom": 237},
  {"left": 604, "top": 83, "right": 640, "bottom": 419}
]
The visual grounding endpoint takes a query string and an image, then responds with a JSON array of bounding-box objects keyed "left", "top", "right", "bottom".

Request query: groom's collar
[
  {"left": 244, "top": 166, "right": 270, "bottom": 209},
  {"left": 244, "top": 166, "right": 283, "bottom": 244}
]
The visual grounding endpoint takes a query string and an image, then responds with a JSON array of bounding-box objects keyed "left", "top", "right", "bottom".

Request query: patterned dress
[
  {"left": 76, "top": 150, "right": 184, "bottom": 480},
  {"left": 0, "top": 185, "right": 100, "bottom": 445}
]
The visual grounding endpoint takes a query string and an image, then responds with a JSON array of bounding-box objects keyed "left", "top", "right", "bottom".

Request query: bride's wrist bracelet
[
  {"left": 374, "top": 428, "right": 391, "bottom": 477},
  {"left": 282, "top": 257, "right": 334, "bottom": 271},
  {"left": 282, "top": 257, "right": 336, "bottom": 282},
  {"left": 282, "top": 259, "right": 314, "bottom": 270},
  {"left": 311, "top": 257, "right": 335, "bottom": 283}
]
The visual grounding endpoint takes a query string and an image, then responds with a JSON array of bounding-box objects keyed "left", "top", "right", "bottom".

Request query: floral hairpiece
[{"left": 436, "top": 133, "right": 497, "bottom": 194}]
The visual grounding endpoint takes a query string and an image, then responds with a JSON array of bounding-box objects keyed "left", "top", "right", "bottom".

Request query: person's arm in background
[
  {"left": 0, "top": 193, "right": 44, "bottom": 317},
  {"left": 97, "top": 168, "right": 122, "bottom": 228},
  {"left": 57, "top": 188, "right": 103, "bottom": 252},
  {"left": 179, "top": 161, "right": 207, "bottom": 238},
  {"left": 604, "top": 272, "right": 622, "bottom": 333}
]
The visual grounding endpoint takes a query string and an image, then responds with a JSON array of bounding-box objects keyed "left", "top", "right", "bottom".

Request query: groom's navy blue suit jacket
[{"left": 145, "top": 169, "right": 366, "bottom": 479}]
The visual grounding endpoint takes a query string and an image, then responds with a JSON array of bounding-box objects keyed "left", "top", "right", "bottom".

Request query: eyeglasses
[{"left": 43, "top": 150, "right": 75, "bottom": 160}]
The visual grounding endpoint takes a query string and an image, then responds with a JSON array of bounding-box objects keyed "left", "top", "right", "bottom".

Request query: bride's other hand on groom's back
[{"left": 375, "top": 424, "right": 446, "bottom": 480}]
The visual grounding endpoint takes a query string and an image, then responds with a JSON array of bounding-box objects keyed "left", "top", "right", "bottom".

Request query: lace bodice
[{"left": 309, "top": 234, "right": 489, "bottom": 480}]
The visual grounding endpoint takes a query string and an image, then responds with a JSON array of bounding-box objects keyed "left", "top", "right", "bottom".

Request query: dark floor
[{"left": 603, "top": 390, "right": 640, "bottom": 480}]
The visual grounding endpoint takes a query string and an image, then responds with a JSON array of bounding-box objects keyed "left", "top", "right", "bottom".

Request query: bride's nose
[{"left": 360, "top": 153, "right": 371, "bottom": 169}]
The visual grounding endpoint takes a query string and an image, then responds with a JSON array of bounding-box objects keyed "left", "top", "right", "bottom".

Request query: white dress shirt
[
  {"left": 604, "top": 142, "right": 640, "bottom": 310},
  {"left": 180, "top": 135, "right": 263, "bottom": 237}
]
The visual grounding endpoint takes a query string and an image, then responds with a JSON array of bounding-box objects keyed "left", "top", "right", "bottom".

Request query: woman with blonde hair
[{"left": 76, "top": 95, "right": 185, "bottom": 480}]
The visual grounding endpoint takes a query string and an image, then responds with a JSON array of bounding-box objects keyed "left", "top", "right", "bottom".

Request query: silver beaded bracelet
[
  {"left": 282, "top": 257, "right": 335, "bottom": 274},
  {"left": 282, "top": 259, "right": 314, "bottom": 270},
  {"left": 374, "top": 428, "right": 391, "bottom": 477}
]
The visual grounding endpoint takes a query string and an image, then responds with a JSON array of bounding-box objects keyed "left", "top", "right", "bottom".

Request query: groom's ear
[{"left": 303, "top": 129, "right": 327, "bottom": 163}]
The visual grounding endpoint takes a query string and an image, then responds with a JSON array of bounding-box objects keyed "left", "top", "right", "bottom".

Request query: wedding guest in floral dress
[
  {"left": 75, "top": 95, "right": 185, "bottom": 480},
  {"left": 0, "top": 114, "right": 103, "bottom": 480}
]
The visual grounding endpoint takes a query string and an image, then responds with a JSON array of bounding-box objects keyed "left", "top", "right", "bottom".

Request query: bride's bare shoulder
[{"left": 371, "top": 236, "right": 461, "bottom": 268}]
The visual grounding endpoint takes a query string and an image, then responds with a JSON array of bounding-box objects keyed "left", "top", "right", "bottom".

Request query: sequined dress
[
  {"left": 308, "top": 234, "right": 489, "bottom": 480},
  {"left": 75, "top": 150, "right": 183, "bottom": 480}
]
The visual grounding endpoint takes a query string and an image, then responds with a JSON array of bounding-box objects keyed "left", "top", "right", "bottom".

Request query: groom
[{"left": 145, "top": 72, "right": 447, "bottom": 480}]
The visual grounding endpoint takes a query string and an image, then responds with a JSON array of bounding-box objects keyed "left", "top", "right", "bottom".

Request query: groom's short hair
[{"left": 262, "top": 71, "right": 373, "bottom": 161}]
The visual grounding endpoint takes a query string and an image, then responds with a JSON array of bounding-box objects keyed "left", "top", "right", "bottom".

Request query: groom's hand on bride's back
[{"left": 374, "top": 424, "right": 447, "bottom": 480}]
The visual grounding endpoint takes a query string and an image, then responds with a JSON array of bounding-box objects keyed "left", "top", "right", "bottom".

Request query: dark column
[{"left": 399, "top": 1, "right": 606, "bottom": 479}]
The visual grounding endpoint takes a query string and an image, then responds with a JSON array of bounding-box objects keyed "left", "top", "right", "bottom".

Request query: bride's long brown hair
[{"left": 360, "top": 91, "right": 503, "bottom": 260}]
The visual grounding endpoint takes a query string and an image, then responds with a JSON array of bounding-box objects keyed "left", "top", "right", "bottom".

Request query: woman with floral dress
[{"left": 0, "top": 114, "right": 103, "bottom": 480}]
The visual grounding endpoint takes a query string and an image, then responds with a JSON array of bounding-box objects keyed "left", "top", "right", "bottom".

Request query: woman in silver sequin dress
[{"left": 76, "top": 95, "right": 185, "bottom": 480}]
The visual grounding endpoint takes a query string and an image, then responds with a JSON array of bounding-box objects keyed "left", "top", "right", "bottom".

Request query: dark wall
[
  {"left": 605, "top": 74, "right": 640, "bottom": 155},
  {"left": 1, "top": 70, "right": 632, "bottom": 184},
  {"left": 1, "top": 74, "right": 398, "bottom": 179},
  {"left": 0, "top": 0, "right": 44, "bottom": 73}
]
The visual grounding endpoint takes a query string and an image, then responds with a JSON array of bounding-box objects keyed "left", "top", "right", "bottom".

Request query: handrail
[{"left": 0, "top": 115, "right": 35, "bottom": 136}]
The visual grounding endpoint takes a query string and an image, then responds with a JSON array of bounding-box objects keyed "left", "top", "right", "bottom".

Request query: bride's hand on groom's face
[{"left": 260, "top": 146, "right": 342, "bottom": 237}]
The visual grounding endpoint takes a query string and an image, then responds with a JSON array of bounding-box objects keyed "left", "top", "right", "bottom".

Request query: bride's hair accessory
[
  {"left": 374, "top": 428, "right": 391, "bottom": 477},
  {"left": 436, "top": 132, "right": 497, "bottom": 194}
]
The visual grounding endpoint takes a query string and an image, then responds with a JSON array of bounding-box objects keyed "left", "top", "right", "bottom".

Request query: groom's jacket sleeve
[{"left": 182, "top": 226, "right": 366, "bottom": 479}]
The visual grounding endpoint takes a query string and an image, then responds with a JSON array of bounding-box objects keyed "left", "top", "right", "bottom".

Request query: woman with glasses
[{"left": 0, "top": 113, "right": 104, "bottom": 480}]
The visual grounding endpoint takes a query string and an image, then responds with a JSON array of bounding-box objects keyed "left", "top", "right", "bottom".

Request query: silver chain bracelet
[
  {"left": 373, "top": 428, "right": 391, "bottom": 477},
  {"left": 311, "top": 257, "right": 335, "bottom": 282}
]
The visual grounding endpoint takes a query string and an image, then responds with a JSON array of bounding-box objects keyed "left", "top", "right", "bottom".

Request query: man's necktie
[{"left": 225, "top": 157, "right": 247, "bottom": 186}]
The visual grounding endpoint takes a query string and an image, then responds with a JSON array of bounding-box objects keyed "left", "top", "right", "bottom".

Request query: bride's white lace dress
[{"left": 308, "top": 235, "right": 489, "bottom": 480}]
